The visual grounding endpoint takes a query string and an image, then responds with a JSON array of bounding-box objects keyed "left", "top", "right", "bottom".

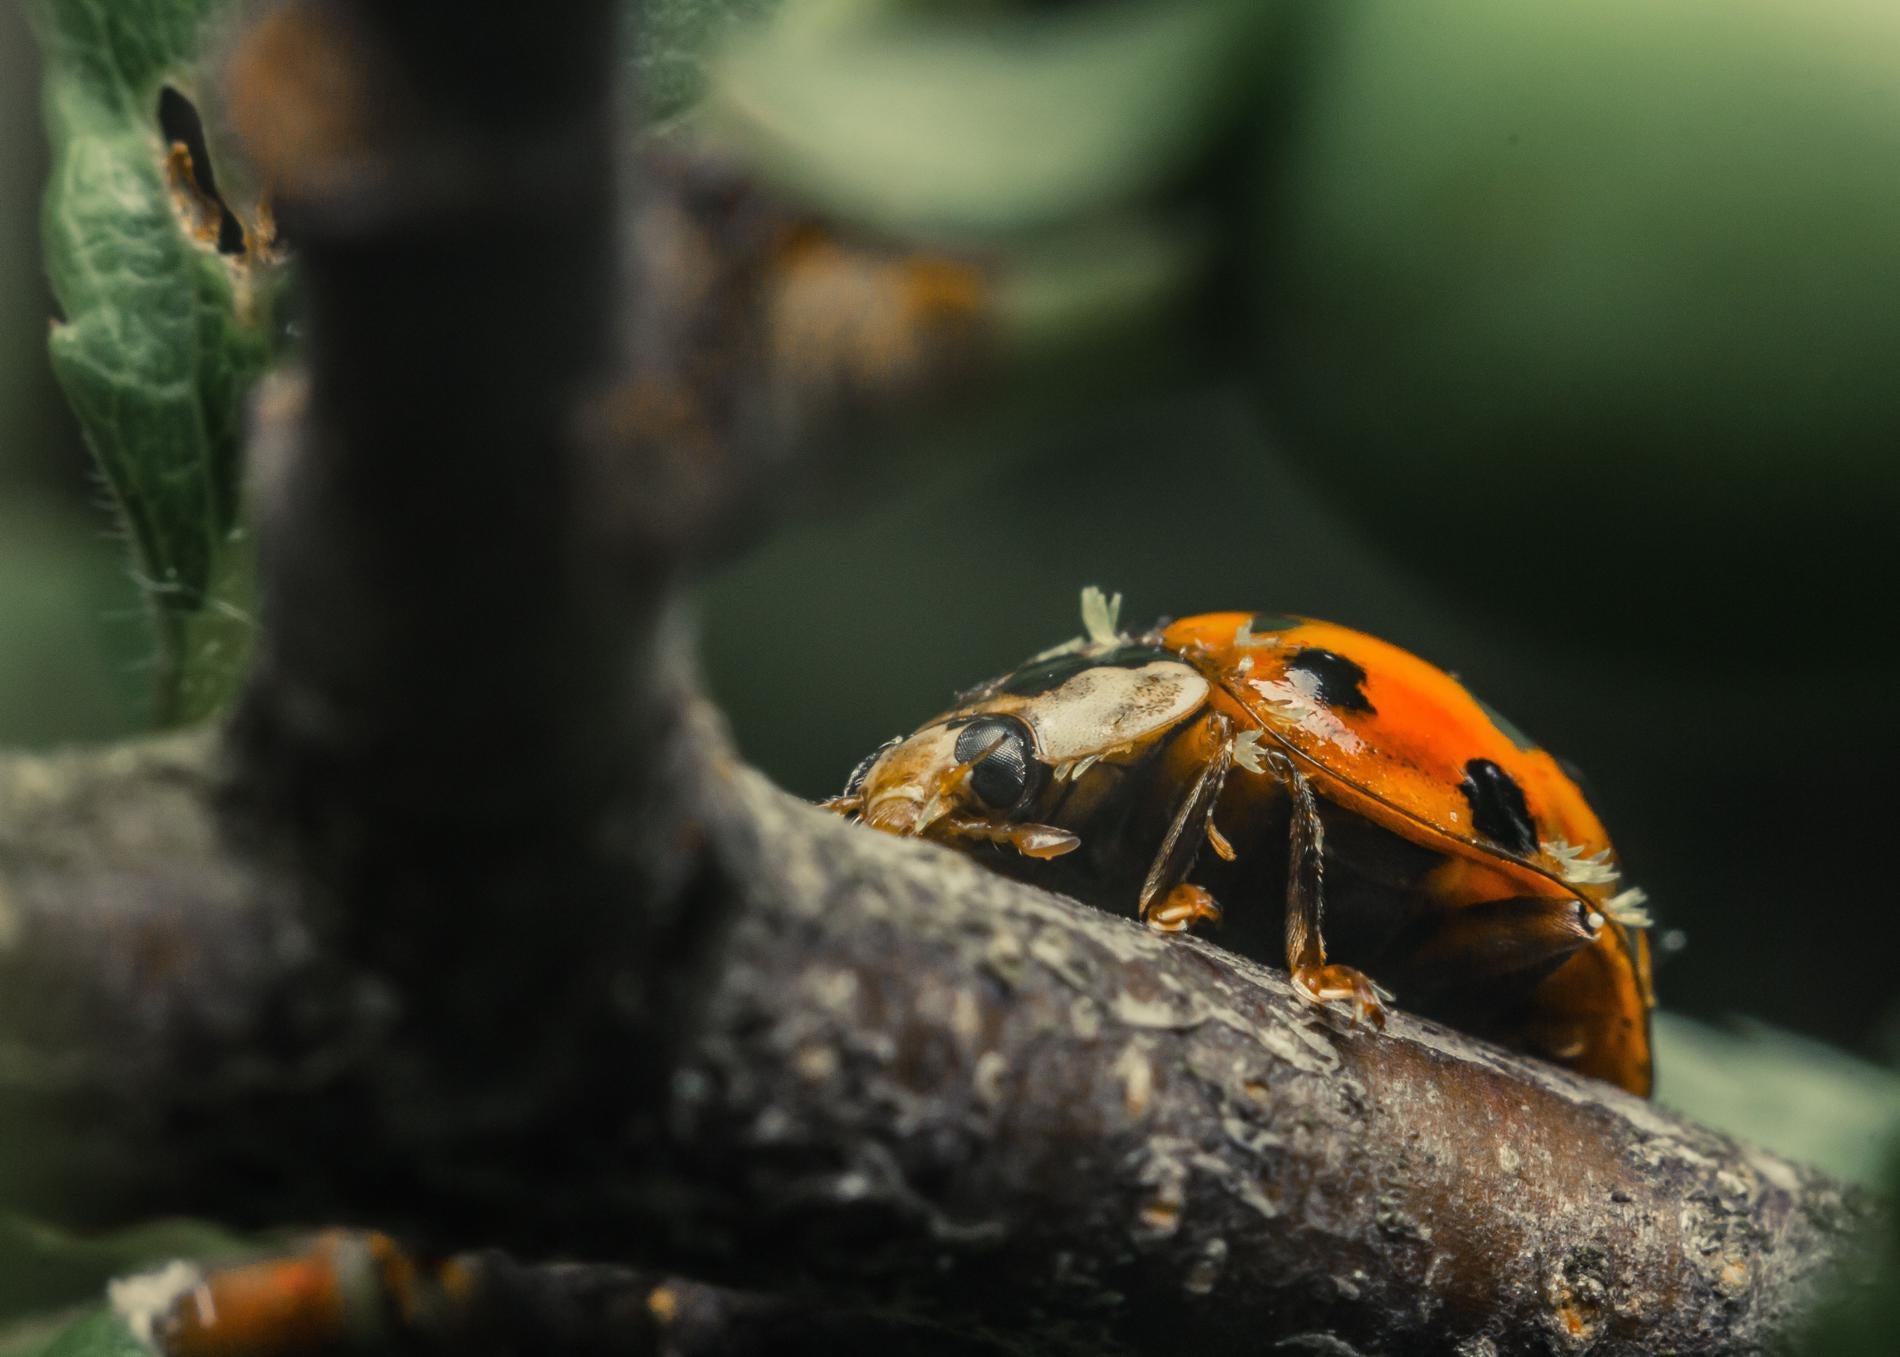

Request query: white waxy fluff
[
  {"left": 1603, "top": 886, "right": 1653, "bottom": 929},
  {"left": 1545, "top": 837, "right": 1622, "bottom": 886},
  {"left": 1079, "top": 585, "right": 1124, "bottom": 644},
  {"left": 1230, "top": 728, "right": 1268, "bottom": 774},
  {"left": 110, "top": 1260, "right": 207, "bottom": 1350}
]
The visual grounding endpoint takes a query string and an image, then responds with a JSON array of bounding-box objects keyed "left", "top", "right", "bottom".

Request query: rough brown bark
[
  {"left": 0, "top": 733, "right": 1869, "bottom": 1354},
  {"left": 0, "top": 0, "right": 1874, "bottom": 1353}
]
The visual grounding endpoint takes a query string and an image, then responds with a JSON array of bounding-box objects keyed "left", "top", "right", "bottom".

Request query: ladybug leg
[
  {"left": 1291, "top": 963, "right": 1388, "bottom": 1028},
  {"left": 1272, "top": 754, "right": 1387, "bottom": 1028},
  {"left": 939, "top": 813, "right": 1082, "bottom": 860},
  {"left": 1137, "top": 715, "right": 1233, "bottom": 934},
  {"left": 1145, "top": 883, "right": 1223, "bottom": 932}
]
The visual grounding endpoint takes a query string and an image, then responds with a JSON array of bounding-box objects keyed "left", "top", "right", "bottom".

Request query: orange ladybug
[{"left": 827, "top": 589, "right": 1655, "bottom": 1095}]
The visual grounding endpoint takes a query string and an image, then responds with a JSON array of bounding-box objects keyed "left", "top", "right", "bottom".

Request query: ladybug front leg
[
  {"left": 1273, "top": 754, "right": 1387, "bottom": 1028},
  {"left": 1137, "top": 715, "right": 1232, "bottom": 934}
]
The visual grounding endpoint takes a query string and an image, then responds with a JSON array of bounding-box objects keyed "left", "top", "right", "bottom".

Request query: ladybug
[{"left": 826, "top": 589, "right": 1655, "bottom": 1095}]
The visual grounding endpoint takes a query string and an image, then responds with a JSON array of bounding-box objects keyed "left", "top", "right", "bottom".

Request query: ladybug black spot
[
  {"left": 1286, "top": 647, "right": 1374, "bottom": 714},
  {"left": 1460, "top": 758, "right": 1538, "bottom": 856}
]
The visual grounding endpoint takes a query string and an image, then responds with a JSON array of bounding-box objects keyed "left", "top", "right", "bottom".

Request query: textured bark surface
[
  {"left": 0, "top": 735, "right": 1869, "bottom": 1354},
  {"left": 0, "top": 0, "right": 1876, "bottom": 1353}
]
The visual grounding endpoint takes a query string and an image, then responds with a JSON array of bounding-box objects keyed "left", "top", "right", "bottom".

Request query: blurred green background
[
  {"left": 7, "top": 0, "right": 1900, "bottom": 1346},
  {"left": 0, "top": 3, "right": 149, "bottom": 749}
]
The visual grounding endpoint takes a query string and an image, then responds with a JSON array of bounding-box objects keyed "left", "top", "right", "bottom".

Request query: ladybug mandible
[{"left": 826, "top": 589, "right": 1656, "bottom": 1095}]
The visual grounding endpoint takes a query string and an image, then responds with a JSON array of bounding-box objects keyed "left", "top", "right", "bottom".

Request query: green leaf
[
  {"left": 31, "top": 0, "right": 278, "bottom": 726},
  {"left": 0, "top": 504, "right": 145, "bottom": 746},
  {"left": 5, "top": 1309, "right": 142, "bottom": 1357},
  {"left": 25, "top": 0, "right": 780, "bottom": 728}
]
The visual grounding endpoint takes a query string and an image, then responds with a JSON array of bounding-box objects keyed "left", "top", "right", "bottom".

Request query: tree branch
[
  {"left": 0, "top": 0, "right": 1874, "bottom": 1353},
  {"left": 120, "top": 1234, "right": 991, "bottom": 1357},
  {"left": 0, "top": 735, "right": 1870, "bottom": 1353}
]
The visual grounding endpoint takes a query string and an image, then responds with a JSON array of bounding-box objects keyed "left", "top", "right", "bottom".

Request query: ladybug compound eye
[{"left": 953, "top": 715, "right": 1044, "bottom": 813}]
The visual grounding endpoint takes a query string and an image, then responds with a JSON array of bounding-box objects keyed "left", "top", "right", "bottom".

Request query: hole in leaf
[{"left": 157, "top": 86, "right": 247, "bottom": 256}]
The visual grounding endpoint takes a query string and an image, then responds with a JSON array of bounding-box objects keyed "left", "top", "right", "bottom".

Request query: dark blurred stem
[{"left": 225, "top": 0, "right": 697, "bottom": 1149}]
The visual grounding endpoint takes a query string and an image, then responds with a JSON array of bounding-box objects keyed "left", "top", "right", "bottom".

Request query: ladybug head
[{"left": 827, "top": 712, "right": 1082, "bottom": 861}]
